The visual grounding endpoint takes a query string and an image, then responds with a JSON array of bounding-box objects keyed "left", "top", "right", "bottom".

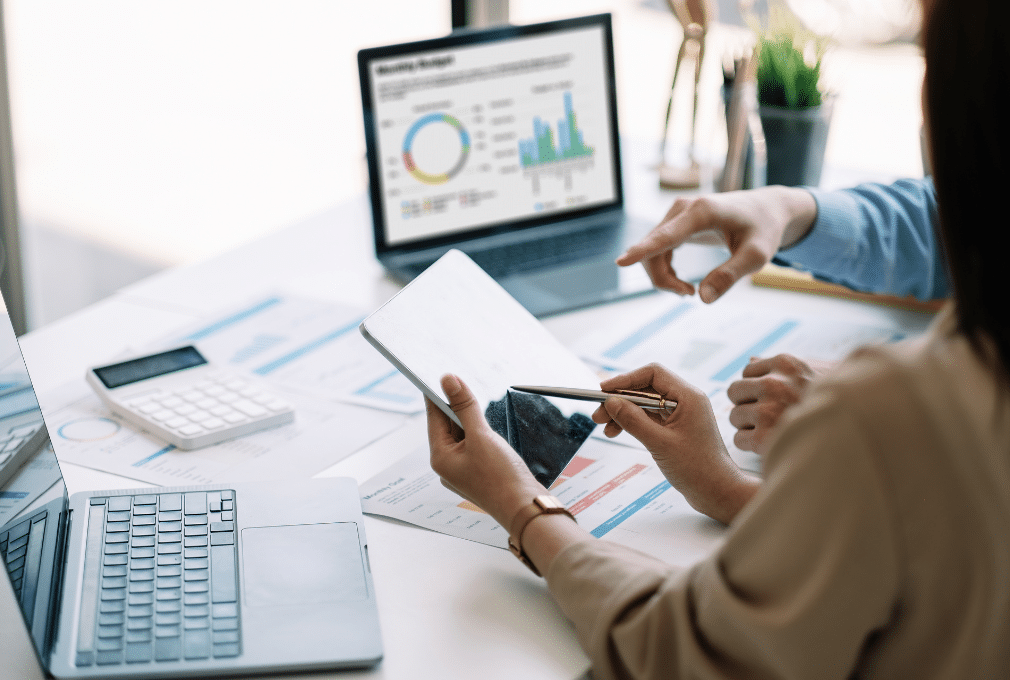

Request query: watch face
[{"left": 535, "top": 495, "right": 564, "bottom": 511}]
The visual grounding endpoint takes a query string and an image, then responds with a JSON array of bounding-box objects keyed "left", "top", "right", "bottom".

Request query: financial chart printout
[{"left": 369, "top": 25, "right": 617, "bottom": 245}]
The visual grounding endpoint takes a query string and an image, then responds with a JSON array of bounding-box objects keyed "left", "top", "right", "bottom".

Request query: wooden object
[{"left": 751, "top": 263, "right": 946, "bottom": 313}]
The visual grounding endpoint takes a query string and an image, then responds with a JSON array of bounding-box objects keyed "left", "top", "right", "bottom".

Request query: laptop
[
  {"left": 358, "top": 13, "right": 659, "bottom": 317},
  {"left": 0, "top": 371, "right": 48, "bottom": 490},
  {"left": 0, "top": 293, "right": 383, "bottom": 677}
]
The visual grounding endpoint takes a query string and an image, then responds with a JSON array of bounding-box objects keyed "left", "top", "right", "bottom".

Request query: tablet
[{"left": 360, "top": 249, "right": 601, "bottom": 486}]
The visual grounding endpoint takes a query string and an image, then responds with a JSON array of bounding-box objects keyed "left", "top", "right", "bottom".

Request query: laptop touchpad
[{"left": 241, "top": 523, "right": 367, "bottom": 607}]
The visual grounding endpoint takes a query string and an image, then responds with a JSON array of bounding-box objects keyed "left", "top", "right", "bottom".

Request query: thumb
[
  {"left": 440, "top": 374, "right": 485, "bottom": 432},
  {"left": 698, "top": 246, "right": 766, "bottom": 303},
  {"left": 603, "top": 397, "right": 667, "bottom": 449}
]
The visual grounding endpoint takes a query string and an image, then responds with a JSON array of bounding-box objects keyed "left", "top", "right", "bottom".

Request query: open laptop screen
[
  {"left": 360, "top": 14, "right": 621, "bottom": 251},
  {"left": 0, "top": 296, "right": 64, "bottom": 666}
]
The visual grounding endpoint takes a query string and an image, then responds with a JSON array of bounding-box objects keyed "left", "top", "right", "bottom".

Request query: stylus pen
[{"left": 511, "top": 385, "right": 677, "bottom": 411}]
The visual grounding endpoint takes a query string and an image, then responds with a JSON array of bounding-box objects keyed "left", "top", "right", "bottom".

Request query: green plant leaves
[
  {"left": 757, "top": 35, "right": 822, "bottom": 109},
  {"left": 746, "top": 0, "right": 826, "bottom": 109}
]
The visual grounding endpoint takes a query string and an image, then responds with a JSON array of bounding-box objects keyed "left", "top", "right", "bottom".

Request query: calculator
[
  {"left": 86, "top": 346, "right": 294, "bottom": 450},
  {"left": 0, "top": 419, "right": 48, "bottom": 488}
]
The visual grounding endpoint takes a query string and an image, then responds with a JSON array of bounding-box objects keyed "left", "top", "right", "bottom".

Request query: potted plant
[{"left": 748, "top": 2, "right": 832, "bottom": 187}]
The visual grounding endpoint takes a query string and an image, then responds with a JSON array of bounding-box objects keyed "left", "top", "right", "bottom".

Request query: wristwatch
[{"left": 508, "top": 495, "right": 576, "bottom": 577}]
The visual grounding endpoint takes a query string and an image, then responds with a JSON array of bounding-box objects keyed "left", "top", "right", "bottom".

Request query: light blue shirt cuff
[{"left": 774, "top": 188, "right": 860, "bottom": 275}]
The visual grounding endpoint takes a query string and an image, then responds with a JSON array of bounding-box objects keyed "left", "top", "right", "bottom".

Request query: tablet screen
[{"left": 360, "top": 249, "right": 600, "bottom": 486}]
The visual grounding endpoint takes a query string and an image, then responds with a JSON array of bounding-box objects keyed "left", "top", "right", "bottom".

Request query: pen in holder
[{"left": 719, "top": 50, "right": 766, "bottom": 192}]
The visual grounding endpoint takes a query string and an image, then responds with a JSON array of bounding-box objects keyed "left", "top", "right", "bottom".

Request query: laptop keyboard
[
  {"left": 74, "top": 490, "right": 241, "bottom": 667},
  {"left": 404, "top": 225, "right": 616, "bottom": 280},
  {"left": 1, "top": 507, "right": 48, "bottom": 625}
]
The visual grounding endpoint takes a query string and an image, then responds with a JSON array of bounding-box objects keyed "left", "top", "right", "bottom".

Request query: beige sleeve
[{"left": 545, "top": 390, "right": 902, "bottom": 680}]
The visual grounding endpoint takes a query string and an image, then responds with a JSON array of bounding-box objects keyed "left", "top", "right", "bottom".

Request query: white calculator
[{"left": 86, "top": 345, "right": 294, "bottom": 450}]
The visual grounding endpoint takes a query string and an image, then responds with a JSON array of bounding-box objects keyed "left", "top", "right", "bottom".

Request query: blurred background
[{"left": 2, "top": 0, "right": 924, "bottom": 330}]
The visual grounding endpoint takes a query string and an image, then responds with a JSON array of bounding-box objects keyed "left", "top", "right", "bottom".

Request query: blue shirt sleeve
[{"left": 772, "top": 178, "right": 950, "bottom": 300}]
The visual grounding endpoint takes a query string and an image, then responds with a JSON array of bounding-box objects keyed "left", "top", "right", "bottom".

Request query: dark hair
[{"left": 922, "top": 0, "right": 1010, "bottom": 386}]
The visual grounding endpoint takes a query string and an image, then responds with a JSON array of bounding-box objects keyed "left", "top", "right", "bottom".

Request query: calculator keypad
[{"left": 123, "top": 373, "right": 291, "bottom": 444}]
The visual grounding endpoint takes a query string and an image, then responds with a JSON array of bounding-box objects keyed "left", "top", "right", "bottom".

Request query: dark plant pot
[{"left": 759, "top": 98, "right": 834, "bottom": 187}]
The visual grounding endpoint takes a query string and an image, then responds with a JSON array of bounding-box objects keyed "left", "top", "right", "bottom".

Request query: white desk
[{"left": 11, "top": 149, "right": 935, "bottom": 678}]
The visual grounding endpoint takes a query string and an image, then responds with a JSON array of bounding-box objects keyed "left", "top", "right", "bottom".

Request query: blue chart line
[
  {"left": 230, "top": 334, "right": 286, "bottom": 365},
  {"left": 184, "top": 297, "right": 283, "bottom": 342},
  {"left": 602, "top": 302, "right": 693, "bottom": 360},
  {"left": 354, "top": 370, "right": 416, "bottom": 404},
  {"left": 252, "top": 318, "right": 364, "bottom": 376},
  {"left": 133, "top": 445, "right": 176, "bottom": 468},
  {"left": 710, "top": 320, "right": 799, "bottom": 382},
  {"left": 591, "top": 481, "right": 672, "bottom": 538}
]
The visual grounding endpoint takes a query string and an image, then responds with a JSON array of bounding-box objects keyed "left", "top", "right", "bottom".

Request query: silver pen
[{"left": 511, "top": 385, "right": 677, "bottom": 411}]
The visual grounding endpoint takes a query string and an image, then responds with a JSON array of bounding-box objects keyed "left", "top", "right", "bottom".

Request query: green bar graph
[{"left": 519, "top": 92, "right": 594, "bottom": 168}]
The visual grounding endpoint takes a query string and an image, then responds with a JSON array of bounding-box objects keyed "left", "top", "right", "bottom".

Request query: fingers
[
  {"left": 616, "top": 201, "right": 706, "bottom": 296},
  {"left": 727, "top": 377, "right": 762, "bottom": 405},
  {"left": 697, "top": 242, "right": 769, "bottom": 303},
  {"left": 599, "top": 363, "right": 692, "bottom": 398},
  {"left": 644, "top": 254, "right": 696, "bottom": 295},
  {"left": 741, "top": 356, "right": 773, "bottom": 378},
  {"left": 440, "top": 374, "right": 485, "bottom": 433},
  {"left": 617, "top": 198, "right": 708, "bottom": 266},
  {"left": 592, "top": 403, "right": 625, "bottom": 438},
  {"left": 728, "top": 402, "right": 765, "bottom": 452},
  {"left": 733, "top": 427, "right": 759, "bottom": 452},
  {"left": 601, "top": 396, "right": 667, "bottom": 449}
]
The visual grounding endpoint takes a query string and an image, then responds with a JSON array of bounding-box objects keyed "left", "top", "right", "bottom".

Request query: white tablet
[{"left": 360, "top": 249, "right": 602, "bottom": 486}]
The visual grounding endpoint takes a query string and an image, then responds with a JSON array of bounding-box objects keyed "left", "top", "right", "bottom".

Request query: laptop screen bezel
[{"left": 357, "top": 13, "right": 624, "bottom": 258}]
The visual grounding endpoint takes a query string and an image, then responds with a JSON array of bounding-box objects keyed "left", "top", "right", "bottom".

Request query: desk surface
[{"left": 11, "top": 154, "right": 935, "bottom": 679}]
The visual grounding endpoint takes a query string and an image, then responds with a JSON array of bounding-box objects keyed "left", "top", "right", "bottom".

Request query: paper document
[
  {"left": 360, "top": 437, "right": 725, "bottom": 567},
  {"left": 574, "top": 299, "right": 904, "bottom": 471},
  {"left": 41, "top": 380, "right": 407, "bottom": 487},
  {"left": 161, "top": 294, "right": 424, "bottom": 414}
]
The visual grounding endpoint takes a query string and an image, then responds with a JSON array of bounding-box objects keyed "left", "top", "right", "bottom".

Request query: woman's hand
[
  {"left": 617, "top": 186, "right": 817, "bottom": 302},
  {"left": 727, "top": 354, "right": 835, "bottom": 454},
  {"left": 592, "top": 364, "right": 759, "bottom": 525},
  {"left": 426, "top": 374, "right": 547, "bottom": 529}
]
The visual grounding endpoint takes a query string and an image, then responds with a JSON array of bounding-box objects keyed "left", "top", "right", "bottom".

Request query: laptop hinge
[{"left": 44, "top": 504, "right": 72, "bottom": 660}]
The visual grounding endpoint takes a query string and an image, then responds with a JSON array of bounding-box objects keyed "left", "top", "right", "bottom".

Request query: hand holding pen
[{"left": 579, "top": 363, "right": 758, "bottom": 525}]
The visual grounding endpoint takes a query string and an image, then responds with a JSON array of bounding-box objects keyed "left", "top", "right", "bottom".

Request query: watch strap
[{"left": 507, "top": 495, "right": 575, "bottom": 577}]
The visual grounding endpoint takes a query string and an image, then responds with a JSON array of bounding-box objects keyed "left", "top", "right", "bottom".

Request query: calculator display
[{"left": 93, "top": 346, "right": 208, "bottom": 389}]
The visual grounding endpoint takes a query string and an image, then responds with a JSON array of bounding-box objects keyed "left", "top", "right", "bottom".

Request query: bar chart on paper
[
  {"left": 38, "top": 293, "right": 416, "bottom": 487},
  {"left": 40, "top": 379, "right": 405, "bottom": 487},
  {"left": 574, "top": 298, "right": 906, "bottom": 472},
  {"left": 360, "top": 436, "right": 725, "bottom": 566},
  {"left": 166, "top": 294, "right": 424, "bottom": 414}
]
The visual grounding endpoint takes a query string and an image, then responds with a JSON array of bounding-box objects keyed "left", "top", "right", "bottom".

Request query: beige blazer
[{"left": 546, "top": 306, "right": 1010, "bottom": 679}]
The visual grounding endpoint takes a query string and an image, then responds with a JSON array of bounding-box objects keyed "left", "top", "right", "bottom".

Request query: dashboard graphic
[
  {"left": 369, "top": 24, "right": 617, "bottom": 245},
  {"left": 518, "top": 92, "right": 593, "bottom": 167},
  {"left": 518, "top": 91, "right": 595, "bottom": 194},
  {"left": 402, "top": 113, "right": 471, "bottom": 185}
]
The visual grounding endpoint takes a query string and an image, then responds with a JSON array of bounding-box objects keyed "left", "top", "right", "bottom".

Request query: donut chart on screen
[{"left": 402, "top": 113, "right": 470, "bottom": 185}]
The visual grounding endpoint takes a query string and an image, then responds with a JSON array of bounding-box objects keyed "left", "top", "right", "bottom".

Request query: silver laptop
[
  {"left": 0, "top": 294, "right": 382, "bottom": 677},
  {"left": 358, "top": 13, "right": 658, "bottom": 317}
]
